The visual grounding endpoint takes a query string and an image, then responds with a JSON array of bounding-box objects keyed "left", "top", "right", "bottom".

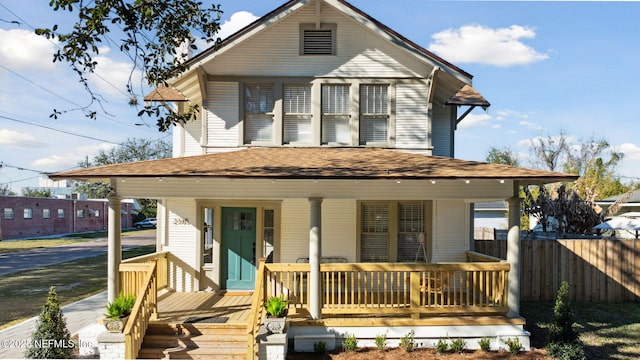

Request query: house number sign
[{"left": 173, "top": 218, "right": 190, "bottom": 225}]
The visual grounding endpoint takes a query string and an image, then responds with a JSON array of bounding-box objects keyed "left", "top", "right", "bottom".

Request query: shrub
[
  {"left": 548, "top": 282, "right": 578, "bottom": 344},
  {"left": 502, "top": 337, "right": 522, "bottom": 355},
  {"left": 342, "top": 333, "right": 357, "bottom": 352},
  {"left": 450, "top": 337, "right": 466, "bottom": 354},
  {"left": 25, "top": 286, "right": 73, "bottom": 359},
  {"left": 105, "top": 292, "right": 136, "bottom": 320},
  {"left": 313, "top": 341, "right": 326, "bottom": 354},
  {"left": 374, "top": 332, "right": 387, "bottom": 352},
  {"left": 547, "top": 342, "right": 586, "bottom": 360},
  {"left": 435, "top": 338, "right": 448, "bottom": 354},
  {"left": 399, "top": 330, "right": 416, "bottom": 352},
  {"left": 264, "top": 295, "right": 288, "bottom": 317},
  {"left": 478, "top": 337, "right": 492, "bottom": 352}
]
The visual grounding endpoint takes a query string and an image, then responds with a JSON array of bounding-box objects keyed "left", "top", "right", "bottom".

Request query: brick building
[{"left": 0, "top": 196, "right": 136, "bottom": 240}]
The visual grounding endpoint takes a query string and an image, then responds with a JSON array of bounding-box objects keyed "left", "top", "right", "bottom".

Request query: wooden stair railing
[
  {"left": 119, "top": 261, "right": 157, "bottom": 359},
  {"left": 246, "top": 259, "right": 267, "bottom": 360}
]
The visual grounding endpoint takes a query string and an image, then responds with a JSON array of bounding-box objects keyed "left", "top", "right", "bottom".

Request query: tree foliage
[
  {"left": 36, "top": 0, "right": 223, "bottom": 130},
  {"left": 0, "top": 184, "right": 16, "bottom": 196},
  {"left": 75, "top": 138, "right": 171, "bottom": 218},
  {"left": 486, "top": 146, "right": 520, "bottom": 166},
  {"left": 523, "top": 184, "right": 602, "bottom": 235},
  {"left": 25, "top": 286, "right": 73, "bottom": 359},
  {"left": 21, "top": 188, "right": 53, "bottom": 198}
]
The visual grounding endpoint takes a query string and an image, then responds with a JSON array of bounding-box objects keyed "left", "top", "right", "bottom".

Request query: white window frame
[
  {"left": 243, "top": 83, "right": 275, "bottom": 144},
  {"left": 360, "top": 84, "right": 390, "bottom": 145},
  {"left": 321, "top": 84, "right": 351, "bottom": 145},
  {"left": 283, "top": 84, "right": 312, "bottom": 144},
  {"left": 24, "top": 208, "right": 33, "bottom": 219},
  {"left": 4, "top": 208, "right": 14, "bottom": 220}
]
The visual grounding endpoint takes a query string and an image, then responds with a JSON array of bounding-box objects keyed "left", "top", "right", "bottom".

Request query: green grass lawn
[
  {"left": 0, "top": 245, "right": 155, "bottom": 330},
  {"left": 522, "top": 302, "right": 640, "bottom": 360}
]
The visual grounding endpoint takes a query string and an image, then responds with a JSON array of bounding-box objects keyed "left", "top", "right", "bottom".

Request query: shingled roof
[{"left": 51, "top": 147, "right": 577, "bottom": 182}]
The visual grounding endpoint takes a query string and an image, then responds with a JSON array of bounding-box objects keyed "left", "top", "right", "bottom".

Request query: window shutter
[
  {"left": 361, "top": 204, "right": 389, "bottom": 262},
  {"left": 303, "top": 30, "right": 333, "bottom": 55}
]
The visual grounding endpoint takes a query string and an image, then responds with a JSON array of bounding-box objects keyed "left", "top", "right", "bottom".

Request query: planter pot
[
  {"left": 104, "top": 316, "right": 129, "bottom": 333},
  {"left": 264, "top": 316, "right": 287, "bottom": 334}
]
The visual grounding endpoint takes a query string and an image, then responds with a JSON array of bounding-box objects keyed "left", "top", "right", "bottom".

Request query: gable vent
[{"left": 303, "top": 30, "right": 333, "bottom": 55}]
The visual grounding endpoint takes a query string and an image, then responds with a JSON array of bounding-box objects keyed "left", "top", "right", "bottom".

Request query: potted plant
[
  {"left": 104, "top": 293, "right": 136, "bottom": 332},
  {"left": 263, "top": 295, "right": 289, "bottom": 334}
]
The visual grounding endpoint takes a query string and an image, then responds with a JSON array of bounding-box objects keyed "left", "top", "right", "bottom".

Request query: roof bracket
[{"left": 455, "top": 105, "right": 476, "bottom": 129}]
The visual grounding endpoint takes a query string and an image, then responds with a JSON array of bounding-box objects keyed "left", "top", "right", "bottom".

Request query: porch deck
[
  {"left": 154, "top": 291, "right": 253, "bottom": 324},
  {"left": 153, "top": 291, "right": 523, "bottom": 327}
]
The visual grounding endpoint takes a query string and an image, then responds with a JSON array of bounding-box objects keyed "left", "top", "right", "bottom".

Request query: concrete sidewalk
[{"left": 0, "top": 291, "right": 107, "bottom": 359}]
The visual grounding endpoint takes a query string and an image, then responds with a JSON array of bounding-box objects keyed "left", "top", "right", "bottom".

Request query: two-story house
[{"left": 53, "top": 0, "right": 576, "bottom": 358}]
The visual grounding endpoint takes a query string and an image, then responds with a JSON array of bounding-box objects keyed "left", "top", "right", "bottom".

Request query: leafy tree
[
  {"left": 36, "top": 0, "right": 223, "bottom": 131},
  {"left": 486, "top": 146, "right": 520, "bottom": 166},
  {"left": 21, "top": 188, "right": 52, "bottom": 198},
  {"left": 75, "top": 138, "right": 171, "bottom": 217},
  {"left": 0, "top": 184, "right": 16, "bottom": 196},
  {"left": 25, "top": 286, "right": 73, "bottom": 359}
]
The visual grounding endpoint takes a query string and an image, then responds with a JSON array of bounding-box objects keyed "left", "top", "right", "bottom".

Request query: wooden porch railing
[
  {"left": 247, "top": 259, "right": 267, "bottom": 360},
  {"left": 262, "top": 261, "right": 509, "bottom": 316},
  {"left": 118, "top": 251, "right": 168, "bottom": 359}
]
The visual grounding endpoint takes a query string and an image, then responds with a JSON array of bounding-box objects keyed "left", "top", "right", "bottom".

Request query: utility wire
[{"left": 0, "top": 114, "right": 121, "bottom": 144}]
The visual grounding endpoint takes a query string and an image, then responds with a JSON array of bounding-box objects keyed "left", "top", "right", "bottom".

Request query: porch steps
[{"left": 137, "top": 323, "right": 247, "bottom": 359}]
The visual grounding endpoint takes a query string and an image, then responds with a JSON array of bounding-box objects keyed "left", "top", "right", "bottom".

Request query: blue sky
[{"left": 1, "top": 0, "right": 640, "bottom": 194}]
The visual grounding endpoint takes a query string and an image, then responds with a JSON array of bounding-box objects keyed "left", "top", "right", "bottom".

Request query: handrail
[
  {"left": 246, "top": 259, "right": 267, "bottom": 360},
  {"left": 264, "top": 261, "right": 509, "bottom": 316},
  {"left": 121, "top": 250, "right": 169, "bottom": 264},
  {"left": 121, "top": 262, "right": 157, "bottom": 359},
  {"left": 465, "top": 251, "right": 505, "bottom": 263},
  {"left": 121, "top": 251, "right": 169, "bottom": 291}
]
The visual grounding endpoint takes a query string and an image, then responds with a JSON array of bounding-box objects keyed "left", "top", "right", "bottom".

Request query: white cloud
[
  {"left": 619, "top": 143, "right": 640, "bottom": 161},
  {"left": 88, "top": 55, "right": 142, "bottom": 97},
  {"left": 218, "top": 11, "right": 259, "bottom": 40},
  {"left": 0, "top": 129, "right": 46, "bottom": 147},
  {"left": 457, "top": 113, "right": 492, "bottom": 129},
  {"left": 31, "top": 143, "right": 116, "bottom": 172},
  {"left": 0, "top": 29, "right": 58, "bottom": 71},
  {"left": 428, "top": 24, "right": 549, "bottom": 67},
  {"left": 519, "top": 120, "right": 543, "bottom": 131}
]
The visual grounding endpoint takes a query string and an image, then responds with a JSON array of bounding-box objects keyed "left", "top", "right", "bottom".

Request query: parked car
[{"left": 134, "top": 218, "right": 157, "bottom": 229}]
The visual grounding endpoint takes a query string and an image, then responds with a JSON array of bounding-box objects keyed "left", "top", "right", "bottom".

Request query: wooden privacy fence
[{"left": 475, "top": 239, "right": 640, "bottom": 302}]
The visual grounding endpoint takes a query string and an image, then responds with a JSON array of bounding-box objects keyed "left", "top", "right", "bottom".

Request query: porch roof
[{"left": 50, "top": 148, "right": 577, "bottom": 183}]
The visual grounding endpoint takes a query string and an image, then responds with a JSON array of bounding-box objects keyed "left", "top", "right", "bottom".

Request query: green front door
[{"left": 221, "top": 207, "right": 256, "bottom": 290}]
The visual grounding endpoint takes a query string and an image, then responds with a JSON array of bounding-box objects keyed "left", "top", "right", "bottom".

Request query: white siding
[
  {"left": 431, "top": 105, "right": 453, "bottom": 157},
  {"left": 205, "top": 81, "right": 240, "bottom": 147},
  {"left": 203, "top": 4, "right": 431, "bottom": 78},
  {"left": 280, "top": 199, "right": 357, "bottom": 263},
  {"left": 164, "top": 198, "right": 198, "bottom": 291},
  {"left": 431, "top": 200, "right": 469, "bottom": 262},
  {"left": 183, "top": 117, "right": 203, "bottom": 156},
  {"left": 395, "top": 82, "right": 429, "bottom": 149}
]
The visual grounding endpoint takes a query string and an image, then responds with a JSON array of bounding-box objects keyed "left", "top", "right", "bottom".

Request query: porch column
[
  {"left": 506, "top": 196, "right": 521, "bottom": 318},
  {"left": 107, "top": 195, "right": 122, "bottom": 303},
  {"left": 309, "top": 198, "right": 323, "bottom": 320}
]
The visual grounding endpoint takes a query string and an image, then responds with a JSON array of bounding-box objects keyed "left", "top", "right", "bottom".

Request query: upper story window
[
  {"left": 360, "top": 84, "right": 389, "bottom": 145},
  {"left": 4, "top": 208, "right": 14, "bottom": 220},
  {"left": 77, "top": 209, "right": 85, "bottom": 218},
  {"left": 57, "top": 208, "right": 65, "bottom": 218},
  {"left": 24, "top": 208, "right": 33, "bottom": 219},
  {"left": 322, "top": 84, "right": 350, "bottom": 144},
  {"left": 283, "top": 84, "right": 312, "bottom": 144},
  {"left": 43, "top": 208, "right": 51, "bottom": 219},
  {"left": 244, "top": 84, "right": 275, "bottom": 143},
  {"left": 300, "top": 24, "right": 336, "bottom": 55}
]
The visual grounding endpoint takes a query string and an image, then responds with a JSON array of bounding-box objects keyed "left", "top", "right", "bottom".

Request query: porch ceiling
[{"left": 50, "top": 147, "right": 577, "bottom": 184}]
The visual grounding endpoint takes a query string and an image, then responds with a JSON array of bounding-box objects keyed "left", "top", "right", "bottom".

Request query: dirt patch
[{"left": 287, "top": 347, "right": 550, "bottom": 359}]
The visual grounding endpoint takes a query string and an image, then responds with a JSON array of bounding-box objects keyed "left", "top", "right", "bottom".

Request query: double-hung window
[
  {"left": 283, "top": 84, "right": 312, "bottom": 143},
  {"left": 322, "top": 84, "right": 350, "bottom": 144},
  {"left": 360, "top": 84, "right": 389, "bottom": 144},
  {"left": 397, "top": 203, "right": 426, "bottom": 262},
  {"left": 360, "top": 203, "right": 389, "bottom": 262},
  {"left": 244, "top": 84, "right": 275, "bottom": 143}
]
